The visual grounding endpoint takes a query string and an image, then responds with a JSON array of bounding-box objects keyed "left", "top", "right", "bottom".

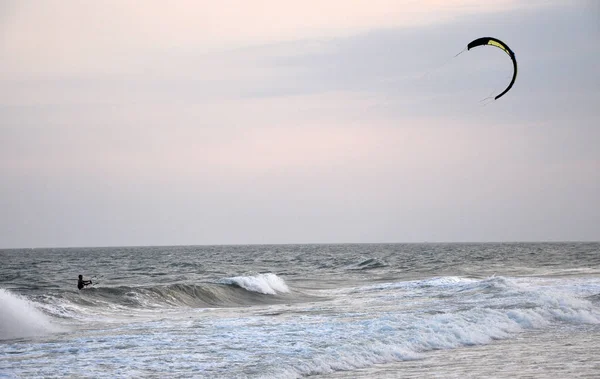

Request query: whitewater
[{"left": 1, "top": 243, "right": 599, "bottom": 378}]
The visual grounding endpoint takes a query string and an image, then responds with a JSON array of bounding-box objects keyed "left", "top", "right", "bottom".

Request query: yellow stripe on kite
[{"left": 488, "top": 40, "right": 511, "bottom": 56}]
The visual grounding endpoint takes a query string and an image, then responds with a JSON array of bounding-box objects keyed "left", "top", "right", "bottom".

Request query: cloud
[{"left": 1, "top": 0, "right": 537, "bottom": 78}]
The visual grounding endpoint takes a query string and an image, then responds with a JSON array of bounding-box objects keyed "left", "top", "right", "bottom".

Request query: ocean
[{"left": 1, "top": 243, "right": 599, "bottom": 378}]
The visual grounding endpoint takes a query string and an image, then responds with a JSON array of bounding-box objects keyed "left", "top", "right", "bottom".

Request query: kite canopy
[{"left": 467, "top": 37, "right": 517, "bottom": 100}]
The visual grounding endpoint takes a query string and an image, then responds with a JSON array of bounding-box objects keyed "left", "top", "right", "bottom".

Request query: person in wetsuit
[{"left": 78, "top": 274, "right": 92, "bottom": 290}]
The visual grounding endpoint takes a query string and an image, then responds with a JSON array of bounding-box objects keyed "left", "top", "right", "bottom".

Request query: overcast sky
[{"left": 1, "top": 0, "right": 599, "bottom": 248}]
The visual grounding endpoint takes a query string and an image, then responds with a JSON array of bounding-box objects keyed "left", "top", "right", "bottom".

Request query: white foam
[
  {"left": 260, "top": 300, "right": 595, "bottom": 378},
  {"left": 221, "top": 273, "right": 290, "bottom": 295},
  {"left": 258, "top": 276, "right": 600, "bottom": 377},
  {"left": 0, "top": 288, "right": 61, "bottom": 340}
]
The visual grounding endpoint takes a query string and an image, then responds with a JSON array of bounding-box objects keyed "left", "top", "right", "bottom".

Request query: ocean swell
[
  {"left": 345, "top": 257, "right": 388, "bottom": 271},
  {"left": 31, "top": 273, "right": 296, "bottom": 321}
]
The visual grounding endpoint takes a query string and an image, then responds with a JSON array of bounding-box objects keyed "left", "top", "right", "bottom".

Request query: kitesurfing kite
[{"left": 466, "top": 37, "right": 517, "bottom": 100}]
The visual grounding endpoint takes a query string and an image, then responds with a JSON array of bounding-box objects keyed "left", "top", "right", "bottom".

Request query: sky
[{"left": 1, "top": 0, "right": 599, "bottom": 248}]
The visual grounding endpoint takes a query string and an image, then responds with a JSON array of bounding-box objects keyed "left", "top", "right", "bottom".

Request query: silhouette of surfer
[{"left": 78, "top": 274, "right": 92, "bottom": 290}]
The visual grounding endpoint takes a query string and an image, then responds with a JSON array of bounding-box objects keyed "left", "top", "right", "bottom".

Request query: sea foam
[
  {"left": 219, "top": 273, "right": 290, "bottom": 295},
  {"left": 0, "top": 288, "right": 60, "bottom": 340}
]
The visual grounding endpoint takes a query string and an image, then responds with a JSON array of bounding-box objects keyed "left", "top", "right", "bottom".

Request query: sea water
[{"left": 1, "top": 243, "right": 599, "bottom": 378}]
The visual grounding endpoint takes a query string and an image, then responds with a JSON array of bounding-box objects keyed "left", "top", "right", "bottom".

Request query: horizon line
[{"left": 2, "top": 240, "right": 599, "bottom": 251}]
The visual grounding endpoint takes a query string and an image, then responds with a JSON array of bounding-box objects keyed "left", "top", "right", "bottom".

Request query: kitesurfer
[{"left": 78, "top": 274, "right": 92, "bottom": 290}]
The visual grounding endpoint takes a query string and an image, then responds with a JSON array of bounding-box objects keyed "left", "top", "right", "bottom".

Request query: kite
[{"left": 467, "top": 37, "right": 517, "bottom": 100}]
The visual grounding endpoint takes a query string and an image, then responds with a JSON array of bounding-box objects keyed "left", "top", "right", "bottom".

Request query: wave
[
  {"left": 1, "top": 274, "right": 299, "bottom": 339},
  {"left": 0, "top": 288, "right": 63, "bottom": 341},
  {"left": 30, "top": 274, "right": 301, "bottom": 320},
  {"left": 218, "top": 273, "right": 290, "bottom": 295},
  {"left": 588, "top": 293, "right": 600, "bottom": 303},
  {"left": 345, "top": 257, "right": 388, "bottom": 271},
  {"left": 268, "top": 276, "right": 600, "bottom": 378}
]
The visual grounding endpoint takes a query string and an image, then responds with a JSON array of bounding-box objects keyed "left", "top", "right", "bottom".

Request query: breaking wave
[
  {"left": 28, "top": 273, "right": 300, "bottom": 320},
  {"left": 267, "top": 276, "right": 600, "bottom": 378},
  {"left": 0, "top": 288, "right": 62, "bottom": 341},
  {"left": 218, "top": 273, "right": 290, "bottom": 295}
]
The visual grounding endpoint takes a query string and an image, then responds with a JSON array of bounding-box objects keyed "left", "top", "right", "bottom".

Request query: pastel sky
[{"left": 1, "top": 0, "right": 599, "bottom": 248}]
